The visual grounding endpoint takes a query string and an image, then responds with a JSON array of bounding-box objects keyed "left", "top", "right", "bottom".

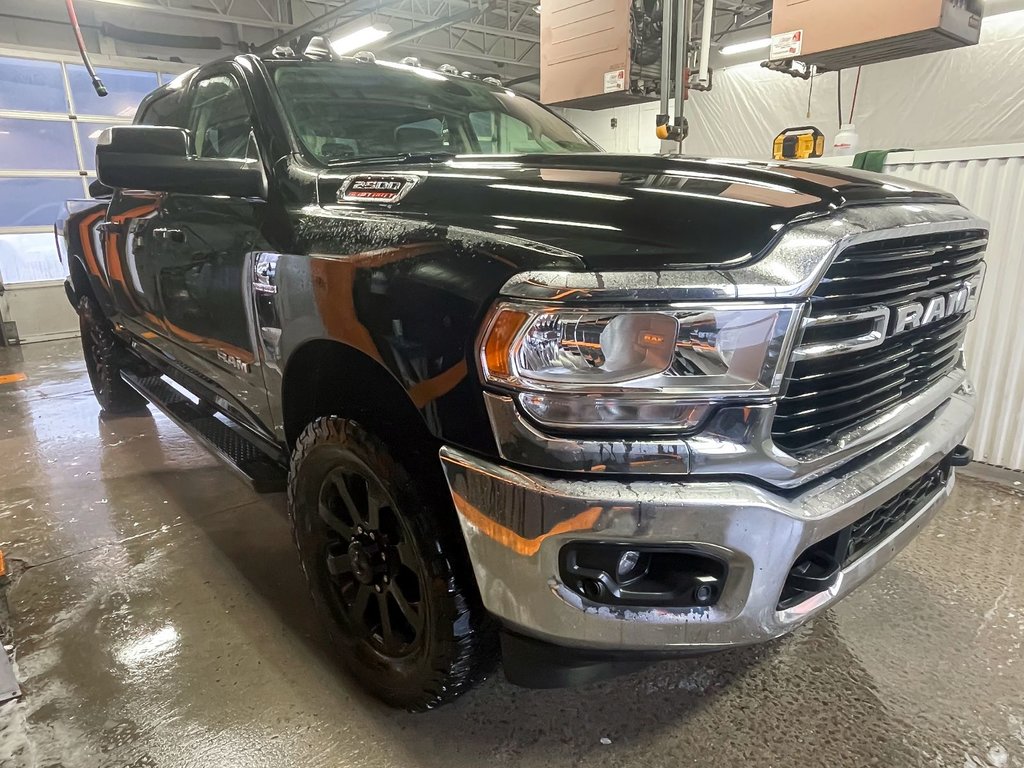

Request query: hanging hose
[
  {"left": 848, "top": 66, "right": 863, "bottom": 124},
  {"left": 65, "top": 0, "right": 107, "bottom": 97},
  {"left": 806, "top": 68, "right": 814, "bottom": 120},
  {"left": 836, "top": 69, "right": 842, "bottom": 129}
]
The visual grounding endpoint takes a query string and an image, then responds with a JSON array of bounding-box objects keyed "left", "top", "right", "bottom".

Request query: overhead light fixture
[
  {"left": 720, "top": 37, "right": 772, "bottom": 56},
  {"left": 330, "top": 23, "right": 392, "bottom": 56}
]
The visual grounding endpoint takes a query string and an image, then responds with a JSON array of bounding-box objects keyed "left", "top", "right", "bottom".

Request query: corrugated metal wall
[{"left": 886, "top": 155, "right": 1024, "bottom": 471}]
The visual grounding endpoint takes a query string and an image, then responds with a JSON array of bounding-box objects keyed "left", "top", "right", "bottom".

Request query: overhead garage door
[{"left": 0, "top": 52, "right": 179, "bottom": 343}]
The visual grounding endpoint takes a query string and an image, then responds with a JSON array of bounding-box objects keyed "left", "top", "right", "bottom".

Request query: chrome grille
[{"left": 773, "top": 228, "right": 987, "bottom": 455}]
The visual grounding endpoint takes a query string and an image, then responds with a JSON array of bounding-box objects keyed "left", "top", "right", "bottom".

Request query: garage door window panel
[
  {"left": 0, "top": 57, "right": 68, "bottom": 113},
  {"left": 66, "top": 65, "right": 158, "bottom": 119},
  {"left": 0, "top": 178, "right": 86, "bottom": 229},
  {"left": 0, "top": 55, "right": 168, "bottom": 285},
  {"left": 0, "top": 232, "right": 67, "bottom": 285},
  {"left": 0, "top": 118, "right": 79, "bottom": 171},
  {"left": 75, "top": 122, "right": 117, "bottom": 172}
]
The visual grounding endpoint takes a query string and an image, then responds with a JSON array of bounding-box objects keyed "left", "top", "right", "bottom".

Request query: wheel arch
[
  {"left": 281, "top": 338, "right": 439, "bottom": 468},
  {"left": 68, "top": 255, "right": 95, "bottom": 303}
]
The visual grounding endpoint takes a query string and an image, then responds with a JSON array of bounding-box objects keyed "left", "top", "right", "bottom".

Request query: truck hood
[{"left": 317, "top": 153, "right": 958, "bottom": 270}]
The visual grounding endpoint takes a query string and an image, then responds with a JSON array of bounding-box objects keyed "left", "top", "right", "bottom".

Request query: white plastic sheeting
[
  {"left": 564, "top": 11, "right": 1024, "bottom": 161},
  {"left": 882, "top": 146, "right": 1024, "bottom": 472}
]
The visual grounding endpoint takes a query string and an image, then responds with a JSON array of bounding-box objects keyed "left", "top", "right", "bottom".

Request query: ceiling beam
[
  {"left": 411, "top": 42, "right": 535, "bottom": 67},
  {"left": 376, "top": 4, "right": 493, "bottom": 49},
  {"left": 255, "top": 0, "right": 379, "bottom": 50},
  {"left": 503, "top": 72, "right": 538, "bottom": 85},
  {"left": 370, "top": 6, "right": 539, "bottom": 43},
  {"left": 302, "top": 0, "right": 538, "bottom": 34}
]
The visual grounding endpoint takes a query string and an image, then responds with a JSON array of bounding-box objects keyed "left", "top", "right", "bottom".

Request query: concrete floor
[{"left": 0, "top": 339, "right": 1023, "bottom": 768}]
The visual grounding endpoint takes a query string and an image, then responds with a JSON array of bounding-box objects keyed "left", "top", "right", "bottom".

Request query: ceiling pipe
[
  {"left": 656, "top": 0, "right": 675, "bottom": 142},
  {"left": 672, "top": 0, "right": 691, "bottom": 147}
]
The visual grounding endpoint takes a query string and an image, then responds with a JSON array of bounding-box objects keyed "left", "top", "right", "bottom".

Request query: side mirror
[{"left": 96, "top": 125, "right": 265, "bottom": 199}]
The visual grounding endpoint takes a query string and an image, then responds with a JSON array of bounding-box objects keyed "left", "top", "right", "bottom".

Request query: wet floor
[{"left": 0, "top": 339, "right": 1022, "bottom": 768}]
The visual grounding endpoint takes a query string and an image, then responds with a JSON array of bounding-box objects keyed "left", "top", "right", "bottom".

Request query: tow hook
[{"left": 950, "top": 444, "right": 974, "bottom": 467}]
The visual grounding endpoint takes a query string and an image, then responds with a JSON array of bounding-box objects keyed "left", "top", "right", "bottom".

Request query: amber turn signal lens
[{"left": 484, "top": 310, "right": 528, "bottom": 378}]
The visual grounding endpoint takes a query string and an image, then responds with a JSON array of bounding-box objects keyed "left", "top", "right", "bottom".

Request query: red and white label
[
  {"left": 770, "top": 29, "right": 803, "bottom": 60},
  {"left": 603, "top": 69, "right": 626, "bottom": 94}
]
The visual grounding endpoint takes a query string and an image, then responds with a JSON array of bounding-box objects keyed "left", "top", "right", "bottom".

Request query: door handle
[{"left": 153, "top": 228, "right": 186, "bottom": 243}]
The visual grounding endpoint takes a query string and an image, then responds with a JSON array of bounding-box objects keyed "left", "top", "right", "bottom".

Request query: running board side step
[{"left": 121, "top": 371, "right": 287, "bottom": 493}]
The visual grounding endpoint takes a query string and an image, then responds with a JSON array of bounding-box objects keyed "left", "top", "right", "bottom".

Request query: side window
[
  {"left": 394, "top": 117, "right": 446, "bottom": 153},
  {"left": 469, "top": 112, "right": 548, "bottom": 153},
  {"left": 496, "top": 113, "right": 547, "bottom": 153},
  {"left": 189, "top": 75, "right": 254, "bottom": 160},
  {"left": 469, "top": 112, "right": 496, "bottom": 152},
  {"left": 137, "top": 92, "right": 187, "bottom": 128}
]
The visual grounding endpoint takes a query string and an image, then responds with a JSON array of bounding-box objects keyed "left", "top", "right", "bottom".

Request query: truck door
[
  {"left": 147, "top": 69, "right": 272, "bottom": 429},
  {"left": 101, "top": 187, "right": 164, "bottom": 335},
  {"left": 97, "top": 89, "right": 193, "bottom": 336}
]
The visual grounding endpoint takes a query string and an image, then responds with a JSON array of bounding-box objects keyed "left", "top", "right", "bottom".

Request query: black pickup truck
[{"left": 57, "top": 45, "right": 986, "bottom": 711}]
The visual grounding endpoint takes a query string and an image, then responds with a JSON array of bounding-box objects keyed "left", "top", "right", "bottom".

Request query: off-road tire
[
  {"left": 288, "top": 416, "right": 497, "bottom": 711},
  {"left": 78, "top": 295, "right": 147, "bottom": 414}
]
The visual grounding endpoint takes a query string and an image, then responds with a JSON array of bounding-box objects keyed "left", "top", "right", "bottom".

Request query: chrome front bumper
[{"left": 439, "top": 389, "right": 974, "bottom": 652}]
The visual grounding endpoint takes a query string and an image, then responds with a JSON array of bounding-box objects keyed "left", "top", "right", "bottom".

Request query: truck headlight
[{"left": 481, "top": 302, "right": 803, "bottom": 430}]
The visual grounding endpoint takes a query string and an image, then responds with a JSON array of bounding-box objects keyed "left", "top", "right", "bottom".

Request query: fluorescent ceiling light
[
  {"left": 720, "top": 37, "right": 772, "bottom": 56},
  {"left": 330, "top": 24, "right": 392, "bottom": 56}
]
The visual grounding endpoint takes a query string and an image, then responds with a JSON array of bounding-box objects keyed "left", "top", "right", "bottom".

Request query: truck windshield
[{"left": 270, "top": 60, "right": 599, "bottom": 165}]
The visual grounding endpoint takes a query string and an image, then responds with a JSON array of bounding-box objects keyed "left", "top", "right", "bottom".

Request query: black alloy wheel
[
  {"left": 318, "top": 463, "right": 425, "bottom": 658},
  {"left": 78, "top": 295, "right": 147, "bottom": 414},
  {"left": 288, "top": 417, "right": 496, "bottom": 710}
]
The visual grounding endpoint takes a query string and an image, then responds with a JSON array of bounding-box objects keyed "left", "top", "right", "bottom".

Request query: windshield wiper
[{"left": 328, "top": 151, "right": 457, "bottom": 167}]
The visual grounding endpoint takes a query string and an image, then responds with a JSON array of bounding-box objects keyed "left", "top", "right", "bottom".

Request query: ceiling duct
[{"left": 100, "top": 22, "right": 223, "bottom": 50}]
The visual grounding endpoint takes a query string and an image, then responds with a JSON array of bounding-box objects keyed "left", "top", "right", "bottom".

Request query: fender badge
[{"left": 338, "top": 174, "right": 421, "bottom": 204}]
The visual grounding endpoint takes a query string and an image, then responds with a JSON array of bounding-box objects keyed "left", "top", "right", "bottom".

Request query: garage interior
[{"left": 1, "top": 0, "right": 1024, "bottom": 766}]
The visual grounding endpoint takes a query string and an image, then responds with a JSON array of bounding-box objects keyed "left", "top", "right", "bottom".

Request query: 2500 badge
[{"left": 338, "top": 174, "right": 421, "bottom": 204}]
